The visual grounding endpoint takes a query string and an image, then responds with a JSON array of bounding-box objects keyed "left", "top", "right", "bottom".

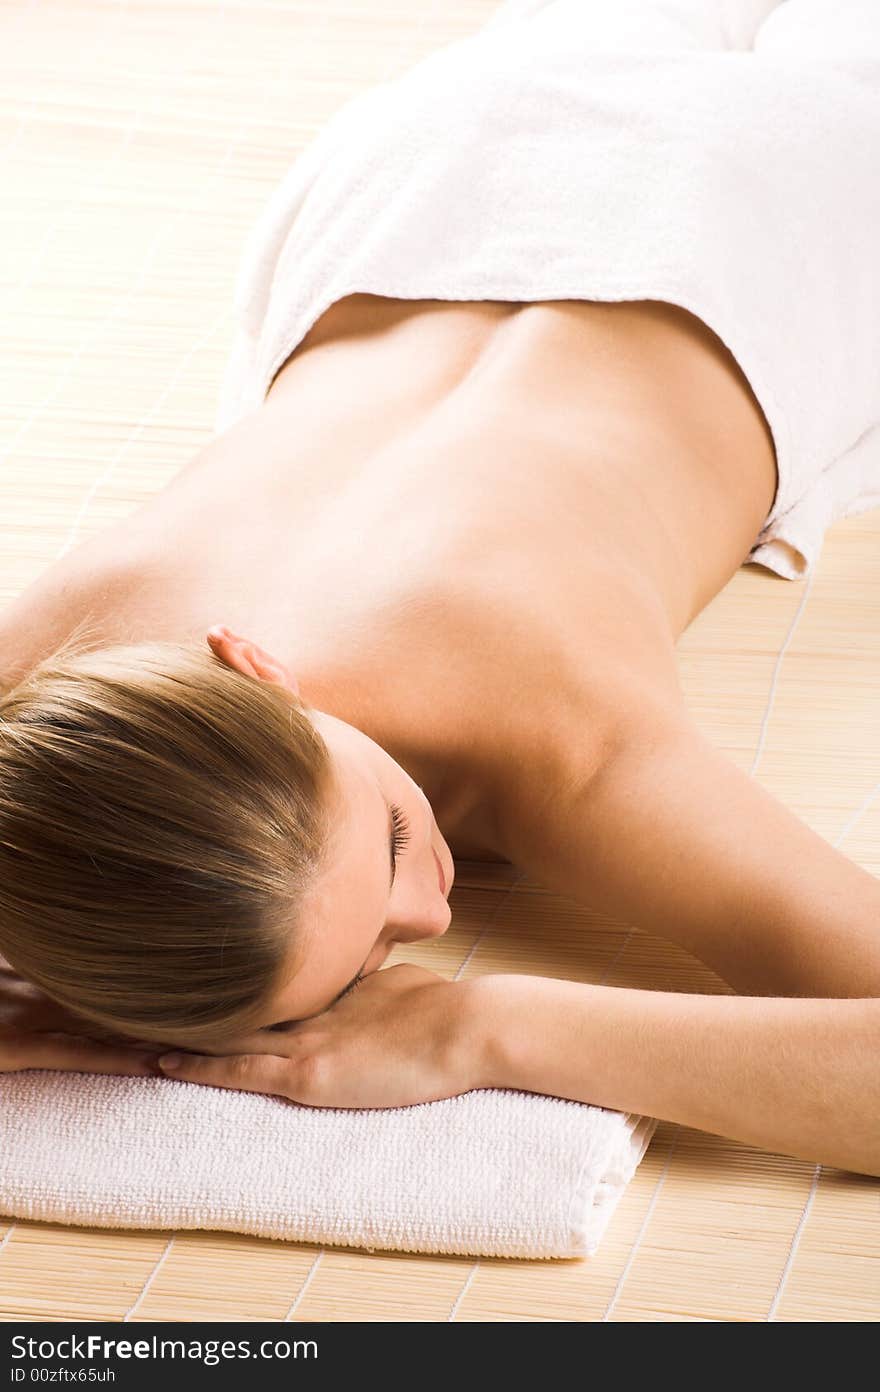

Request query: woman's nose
[
  {"left": 380, "top": 909, "right": 446, "bottom": 947},
  {"left": 391, "top": 924, "right": 436, "bottom": 945},
  {"left": 388, "top": 907, "right": 450, "bottom": 945}
]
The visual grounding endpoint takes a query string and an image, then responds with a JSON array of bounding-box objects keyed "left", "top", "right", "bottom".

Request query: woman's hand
[
  {"left": 0, "top": 966, "right": 160, "bottom": 1079},
  {"left": 156, "top": 964, "right": 487, "bottom": 1109}
]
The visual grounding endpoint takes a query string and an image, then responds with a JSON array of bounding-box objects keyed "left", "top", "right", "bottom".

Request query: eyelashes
[
  {"left": 390, "top": 802, "right": 411, "bottom": 866},
  {"left": 266, "top": 967, "right": 366, "bottom": 1031},
  {"left": 337, "top": 969, "right": 366, "bottom": 1000}
]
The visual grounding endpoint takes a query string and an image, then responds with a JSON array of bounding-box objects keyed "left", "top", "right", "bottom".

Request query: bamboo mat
[{"left": 1, "top": 0, "right": 878, "bottom": 1323}]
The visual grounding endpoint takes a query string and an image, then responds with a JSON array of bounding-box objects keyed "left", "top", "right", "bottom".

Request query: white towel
[
  {"left": 215, "top": 0, "right": 880, "bottom": 582},
  {"left": 0, "top": 1070, "right": 656, "bottom": 1260}
]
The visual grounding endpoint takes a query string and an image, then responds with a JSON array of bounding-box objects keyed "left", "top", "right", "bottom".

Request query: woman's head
[{"left": 0, "top": 624, "right": 452, "bottom": 1052}]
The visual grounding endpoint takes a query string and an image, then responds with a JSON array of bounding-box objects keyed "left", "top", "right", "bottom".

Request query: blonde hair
[{"left": 0, "top": 624, "right": 336, "bottom": 1050}]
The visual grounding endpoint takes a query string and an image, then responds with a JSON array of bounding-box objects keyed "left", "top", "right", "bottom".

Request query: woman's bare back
[{"left": 0, "top": 294, "right": 777, "bottom": 858}]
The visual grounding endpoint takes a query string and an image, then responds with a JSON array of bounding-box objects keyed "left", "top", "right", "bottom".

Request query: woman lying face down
[
  {"left": 0, "top": 622, "right": 453, "bottom": 1056},
  {"left": 5, "top": 610, "right": 880, "bottom": 1164}
]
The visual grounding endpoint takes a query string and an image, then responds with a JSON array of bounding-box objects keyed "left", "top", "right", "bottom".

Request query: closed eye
[
  {"left": 389, "top": 801, "right": 411, "bottom": 883},
  {"left": 263, "top": 968, "right": 368, "bottom": 1032},
  {"left": 336, "top": 968, "right": 366, "bottom": 1001}
]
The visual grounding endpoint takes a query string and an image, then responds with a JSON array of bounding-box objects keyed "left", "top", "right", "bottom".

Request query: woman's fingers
[
  {"left": 157, "top": 1049, "right": 307, "bottom": 1102},
  {"left": 0, "top": 1029, "right": 160, "bottom": 1078}
]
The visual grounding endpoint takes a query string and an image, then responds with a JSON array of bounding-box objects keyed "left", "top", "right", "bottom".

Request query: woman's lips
[{"left": 432, "top": 846, "right": 446, "bottom": 895}]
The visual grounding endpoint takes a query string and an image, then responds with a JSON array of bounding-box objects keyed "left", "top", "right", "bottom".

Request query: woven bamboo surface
[{"left": 1, "top": 0, "right": 878, "bottom": 1322}]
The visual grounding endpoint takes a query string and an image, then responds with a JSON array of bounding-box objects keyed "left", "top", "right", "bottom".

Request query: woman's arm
[
  {"left": 0, "top": 966, "right": 160, "bottom": 1079},
  {"left": 501, "top": 715, "right": 880, "bottom": 998},
  {"left": 150, "top": 962, "right": 880, "bottom": 1176},
  {"left": 472, "top": 973, "right": 880, "bottom": 1176}
]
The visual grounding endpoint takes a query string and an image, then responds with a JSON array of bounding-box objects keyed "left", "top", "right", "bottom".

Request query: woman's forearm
[{"left": 469, "top": 974, "right": 880, "bottom": 1176}]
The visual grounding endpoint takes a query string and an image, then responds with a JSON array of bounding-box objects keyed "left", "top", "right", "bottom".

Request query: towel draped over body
[{"left": 217, "top": 0, "right": 880, "bottom": 580}]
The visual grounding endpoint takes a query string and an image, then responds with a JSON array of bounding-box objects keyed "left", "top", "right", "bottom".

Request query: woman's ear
[{"left": 206, "top": 625, "right": 301, "bottom": 697}]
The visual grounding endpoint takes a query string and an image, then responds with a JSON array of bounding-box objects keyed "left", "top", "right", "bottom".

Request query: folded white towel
[
  {"left": 215, "top": 0, "right": 880, "bottom": 582},
  {"left": 0, "top": 1071, "right": 656, "bottom": 1260}
]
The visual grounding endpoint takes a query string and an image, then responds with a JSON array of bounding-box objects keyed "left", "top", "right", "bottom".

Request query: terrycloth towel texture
[
  {"left": 215, "top": 0, "right": 880, "bottom": 581},
  {"left": 0, "top": 1071, "right": 656, "bottom": 1260}
]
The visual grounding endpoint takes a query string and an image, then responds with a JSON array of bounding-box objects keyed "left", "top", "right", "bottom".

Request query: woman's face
[
  {"left": 204, "top": 625, "right": 454, "bottom": 1032},
  {"left": 256, "top": 709, "right": 454, "bottom": 1032}
]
